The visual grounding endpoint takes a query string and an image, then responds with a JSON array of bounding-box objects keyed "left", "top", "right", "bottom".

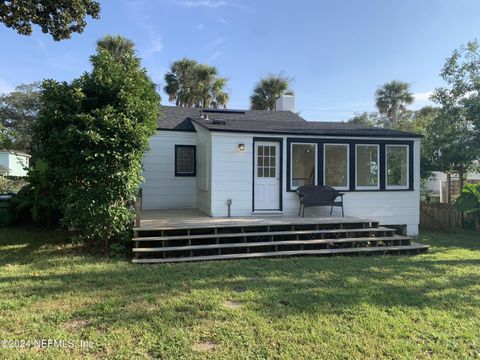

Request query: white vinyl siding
[
  {"left": 207, "top": 133, "right": 420, "bottom": 235},
  {"left": 194, "top": 124, "right": 212, "bottom": 215},
  {"left": 142, "top": 129, "right": 421, "bottom": 235},
  {"left": 141, "top": 131, "right": 197, "bottom": 210}
]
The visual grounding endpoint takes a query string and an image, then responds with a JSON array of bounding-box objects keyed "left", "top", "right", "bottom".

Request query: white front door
[{"left": 254, "top": 141, "right": 280, "bottom": 210}]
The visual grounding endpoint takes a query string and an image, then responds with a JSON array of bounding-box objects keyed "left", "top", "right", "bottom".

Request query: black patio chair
[{"left": 296, "top": 185, "right": 345, "bottom": 217}]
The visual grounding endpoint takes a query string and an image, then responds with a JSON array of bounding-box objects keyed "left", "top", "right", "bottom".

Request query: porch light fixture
[{"left": 238, "top": 143, "right": 245, "bottom": 151}]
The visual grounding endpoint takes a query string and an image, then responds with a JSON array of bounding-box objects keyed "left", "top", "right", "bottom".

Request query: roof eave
[{"left": 200, "top": 127, "right": 424, "bottom": 138}]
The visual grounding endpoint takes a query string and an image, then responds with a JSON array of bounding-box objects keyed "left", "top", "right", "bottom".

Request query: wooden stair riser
[
  {"left": 131, "top": 218, "right": 430, "bottom": 263},
  {"left": 133, "top": 227, "right": 396, "bottom": 243},
  {"left": 135, "top": 222, "right": 381, "bottom": 238},
  {"left": 133, "top": 235, "right": 412, "bottom": 253},
  {"left": 132, "top": 243, "right": 429, "bottom": 264}
]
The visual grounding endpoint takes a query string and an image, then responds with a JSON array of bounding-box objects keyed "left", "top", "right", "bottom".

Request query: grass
[{"left": 0, "top": 228, "right": 479, "bottom": 359}]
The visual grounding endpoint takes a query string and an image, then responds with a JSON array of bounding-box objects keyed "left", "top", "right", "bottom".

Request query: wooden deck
[
  {"left": 138, "top": 209, "right": 376, "bottom": 230},
  {"left": 132, "top": 209, "right": 429, "bottom": 263}
]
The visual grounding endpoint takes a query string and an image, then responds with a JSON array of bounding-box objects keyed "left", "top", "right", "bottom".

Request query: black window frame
[
  {"left": 286, "top": 138, "right": 414, "bottom": 192},
  {"left": 175, "top": 145, "right": 196, "bottom": 177}
]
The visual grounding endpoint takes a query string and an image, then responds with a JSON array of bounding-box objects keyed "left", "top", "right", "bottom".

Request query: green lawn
[{"left": 0, "top": 228, "right": 479, "bottom": 359}]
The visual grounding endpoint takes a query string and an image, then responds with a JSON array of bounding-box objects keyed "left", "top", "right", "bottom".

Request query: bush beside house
[{"left": 33, "top": 37, "right": 159, "bottom": 247}]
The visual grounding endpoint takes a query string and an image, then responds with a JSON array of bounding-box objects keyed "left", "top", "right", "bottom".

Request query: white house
[
  {"left": 141, "top": 96, "right": 422, "bottom": 235},
  {"left": 0, "top": 150, "right": 30, "bottom": 177}
]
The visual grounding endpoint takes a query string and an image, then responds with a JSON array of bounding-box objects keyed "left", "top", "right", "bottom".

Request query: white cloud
[
  {"left": 125, "top": 0, "right": 163, "bottom": 58},
  {"left": 413, "top": 91, "right": 435, "bottom": 108},
  {"left": 414, "top": 91, "right": 433, "bottom": 102},
  {"left": 208, "top": 51, "right": 222, "bottom": 61},
  {"left": 142, "top": 34, "right": 163, "bottom": 57},
  {"left": 209, "top": 37, "right": 225, "bottom": 48},
  {"left": 174, "top": 0, "right": 249, "bottom": 9},
  {"left": 178, "top": 0, "right": 229, "bottom": 8},
  {"left": 0, "top": 78, "right": 14, "bottom": 94}
]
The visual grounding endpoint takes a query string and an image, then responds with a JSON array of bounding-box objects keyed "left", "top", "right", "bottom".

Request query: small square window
[{"left": 175, "top": 145, "right": 196, "bottom": 176}]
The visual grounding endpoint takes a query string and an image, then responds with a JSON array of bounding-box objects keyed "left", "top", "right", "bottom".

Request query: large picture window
[
  {"left": 386, "top": 145, "right": 408, "bottom": 189},
  {"left": 324, "top": 144, "right": 349, "bottom": 189},
  {"left": 356, "top": 144, "right": 379, "bottom": 189},
  {"left": 290, "top": 143, "right": 316, "bottom": 189},
  {"left": 286, "top": 138, "right": 414, "bottom": 192},
  {"left": 175, "top": 145, "right": 196, "bottom": 176}
]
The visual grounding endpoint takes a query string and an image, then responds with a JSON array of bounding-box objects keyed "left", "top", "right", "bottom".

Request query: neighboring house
[
  {"left": 0, "top": 150, "right": 30, "bottom": 177},
  {"left": 141, "top": 96, "right": 422, "bottom": 235},
  {"left": 424, "top": 167, "right": 480, "bottom": 203}
]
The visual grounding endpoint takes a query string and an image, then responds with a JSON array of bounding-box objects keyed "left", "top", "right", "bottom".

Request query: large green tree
[
  {"left": 97, "top": 34, "right": 135, "bottom": 61},
  {"left": 394, "top": 106, "right": 439, "bottom": 134},
  {"left": 423, "top": 40, "right": 480, "bottom": 188},
  {"left": 35, "top": 36, "right": 160, "bottom": 244},
  {"left": 375, "top": 80, "right": 414, "bottom": 126},
  {"left": 0, "top": 0, "right": 100, "bottom": 40},
  {"left": 0, "top": 82, "right": 41, "bottom": 152},
  {"left": 164, "top": 58, "right": 229, "bottom": 108},
  {"left": 347, "top": 112, "right": 379, "bottom": 127},
  {"left": 250, "top": 74, "right": 293, "bottom": 110}
]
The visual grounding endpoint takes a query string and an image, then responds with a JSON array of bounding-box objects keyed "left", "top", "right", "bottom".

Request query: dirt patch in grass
[
  {"left": 63, "top": 317, "right": 90, "bottom": 331},
  {"left": 192, "top": 341, "right": 217, "bottom": 352},
  {"left": 223, "top": 300, "right": 242, "bottom": 309}
]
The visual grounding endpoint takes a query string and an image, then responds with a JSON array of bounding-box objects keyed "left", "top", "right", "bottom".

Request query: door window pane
[
  {"left": 291, "top": 144, "right": 316, "bottom": 188},
  {"left": 324, "top": 144, "right": 349, "bottom": 188},
  {"left": 356, "top": 145, "right": 379, "bottom": 188},
  {"left": 257, "top": 145, "right": 276, "bottom": 178},
  {"left": 387, "top": 145, "right": 408, "bottom": 187}
]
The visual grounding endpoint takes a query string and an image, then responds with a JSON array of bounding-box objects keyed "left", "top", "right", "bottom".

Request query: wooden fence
[{"left": 420, "top": 201, "right": 463, "bottom": 232}]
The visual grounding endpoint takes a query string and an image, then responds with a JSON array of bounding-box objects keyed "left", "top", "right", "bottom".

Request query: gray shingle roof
[{"left": 157, "top": 106, "right": 422, "bottom": 138}]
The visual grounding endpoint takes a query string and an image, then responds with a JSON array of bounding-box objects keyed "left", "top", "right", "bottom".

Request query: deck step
[
  {"left": 132, "top": 242, "right": 430, "bottom": 263},
  {"left": 134, "top": 217, "right": 380, "bottom": 232},
  {"left": 132, "top": 227, "right": 395, "bottom": 242},
  {"left": 133, "top": 235, "right": 412, "bottom": 253}
]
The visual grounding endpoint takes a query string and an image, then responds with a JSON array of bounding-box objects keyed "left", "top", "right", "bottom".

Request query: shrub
[
  {"left": 455, "top": 183, "right": 480, "bottom": 232},
  {"left": 34, "top": 37, "right": 159, "bottom": 247},
  {"left": 10, "top": 159, "right": 60, "bottom": 225}
]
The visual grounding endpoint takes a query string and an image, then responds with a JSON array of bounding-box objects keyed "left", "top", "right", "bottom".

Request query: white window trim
[
  {"left": 323, "top": 143, "right": 350, "bottom": 191},
  {"left": 290, "top": 142, "right": 317, "bottom": 190},
  {"left": 355, "top": 144, "right": 380, "bottom": 190},
  {"left": 385, "top": 144, "right": 409, "bottom": 190}
]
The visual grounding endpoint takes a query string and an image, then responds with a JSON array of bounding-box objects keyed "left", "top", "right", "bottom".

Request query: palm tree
[
  {"left": 250, "top": 74, "right": 293, "bottom": 110},
  {"left": 194, "top": 64, "right": 228, "bottom": 108},
  {"left": 96, "top": 35, "right": 135, "bottom": 60},
  {"left": 164, "top": 58, "right": 198, "bottom": 107},
  {"left": 375, "top": 80, "right": 414, "bottom": 125},
  {"left": 164, "top": 58, "right": 228, "bottom": 108}
]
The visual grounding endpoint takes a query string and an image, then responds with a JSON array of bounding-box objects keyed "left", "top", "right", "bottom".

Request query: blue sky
[{"left": 1, "top": 0, "right": 479, "bottom": 121}]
